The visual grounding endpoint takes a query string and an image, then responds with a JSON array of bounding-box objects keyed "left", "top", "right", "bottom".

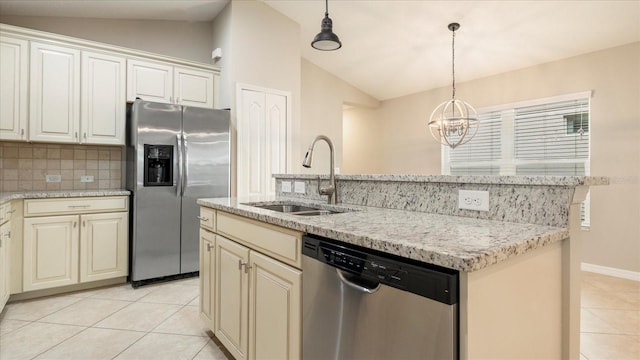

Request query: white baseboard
[{"left": 581, "top": 262, "right": 640, "bottom": 282}]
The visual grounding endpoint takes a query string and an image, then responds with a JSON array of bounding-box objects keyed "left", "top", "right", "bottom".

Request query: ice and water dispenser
[{"left": 144, "top": 144, "right": 173, "bottom": 186}]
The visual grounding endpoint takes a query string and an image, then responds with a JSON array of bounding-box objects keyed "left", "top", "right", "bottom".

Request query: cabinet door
[
  {"left": 23, "top": 215, "right": 79, "bottom": 291},
  {"left": 81, "top": 51, "right": 126, "bottom": 145},
  {"left": 0, "top": 36, "right": 28, "bottom": 141},
  {"left": 249, "top": 251, "right": 301, "bottom": 360},
  {"left": 79, "top": 212, "right": 128, "bottom": 283},
  {"left": 199, "top": 228, "right": 215, "bottom": 329},
  {"left": 215, "top": 235, "right": 249, "bottom": 360},
  {"left": 30, "top": 42, "right": 80, "bottom": 143},
  {"left": 127, "top": 59, "right": 173, "bottom": 103},
  {"left": 0, "top": 221, "right": 10, "bottom": 312},
  {"left": 174, "top": 67, "right": 214, "bottom": 109}
]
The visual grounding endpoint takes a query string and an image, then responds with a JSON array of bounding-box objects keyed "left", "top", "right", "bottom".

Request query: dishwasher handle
[{"left": 336, "top": 269, "right": 381, "bottom": 294}]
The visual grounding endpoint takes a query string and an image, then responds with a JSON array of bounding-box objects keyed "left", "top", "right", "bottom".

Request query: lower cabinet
[
  {"left": 199, "top": 228, "right": 215, "bottom": 329},
  {"left": 22, "top": 197, "right": 128, "bottom": 292},
  {"left": 214, "top": 235, "right": 301, "bottom": 360},
  {"left": 200, "top": 208, "right": 302, "bottom": 360},
  {"left": 0, "top": 220, "right": 11, "bottom": 312},
  {"left": 248, "top": 250, "right": 301, "bottom": 360}
]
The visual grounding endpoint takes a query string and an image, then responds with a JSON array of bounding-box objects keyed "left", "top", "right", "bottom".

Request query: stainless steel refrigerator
[{"left": 126, "top": 99, "right": 230, "bottom": 286}]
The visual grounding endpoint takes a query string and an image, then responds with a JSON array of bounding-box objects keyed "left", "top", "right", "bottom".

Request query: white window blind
[{"left": 443, "top": 94, "right": 591, "bottom": 227}]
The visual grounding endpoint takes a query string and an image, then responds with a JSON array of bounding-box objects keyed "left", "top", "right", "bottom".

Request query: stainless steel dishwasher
[{"left": 302, "top": 234, "right": 459, "bottom": 360}]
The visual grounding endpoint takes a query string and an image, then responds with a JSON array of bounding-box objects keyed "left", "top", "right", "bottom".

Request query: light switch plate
[
  {"left": 80, "top": 175, "right": 94, "bottom": 183},
  {"left": 294, "top": 181, "right": 306, "bottom": 194},
  {"left": 281, "top": 181, "right": 292, "bottom": 193},
  {"left": 458, "top": 190, "right": 489, "bottom": 211},
  {"left": 45, "top": 174, "right": 61, "bottom": 183}
]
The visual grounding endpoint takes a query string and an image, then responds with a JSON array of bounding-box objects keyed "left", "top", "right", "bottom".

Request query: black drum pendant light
[{"left": 311, "top": 0, "right": 342, "bottom": 51}]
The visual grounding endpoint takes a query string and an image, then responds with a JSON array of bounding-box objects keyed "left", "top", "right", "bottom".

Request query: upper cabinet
[
  {"left": 0, "top": 36, "right": 28, "bottom": 141},
  {"left": 0, "top": 24, "right": 221, "bottom": 144},
  {"left": 127, "top": 59, "right": 174, "bottom": 104},
  {"left": 29, "top": 42, "right": 81, "bottom": 143},
  {"left": 127, "top": 59, "right": 215, "bottom": 109},
  {"left": 174, "top": 66, "right": 215, "bottom": 109},
  {"left": 81, "top": 51, "right": 126, "bottom": 145}
]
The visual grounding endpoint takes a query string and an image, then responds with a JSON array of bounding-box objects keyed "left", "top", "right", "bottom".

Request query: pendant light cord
[
  {"left": 325, "top": 0, "right": 329, "bottom": 16},
  {"left": 451, "top": 28, "right": 456, "bottom": 100}
]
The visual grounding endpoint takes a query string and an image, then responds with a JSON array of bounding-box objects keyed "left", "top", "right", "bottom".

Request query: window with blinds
[{"left": 443, "top": 94, "right": 591, "bottom": 227}]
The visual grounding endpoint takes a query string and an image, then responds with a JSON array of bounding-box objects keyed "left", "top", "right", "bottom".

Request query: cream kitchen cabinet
[
  {"left": 127, "top": 59, "right": 215, "bottom": 109},
  {"left": 23, "top": 197, "right": 128, "bottom": 292},
  {"left": 200, "top": 209, "right": 302, "bottom": 360},
  {"left": 29, "top": 42, "right": 126, "bottom": 145},
  {"left": 81, "top": 51, "right": 126, "bottom": 145},
  {"left": 29, "top": 42, "right": 81, "bottom": 143},
  {"left": 199, "top": 228, "right": 215, "bottom": 329},
  {"left": 0, "top": 201, "right": 14, "bottom": 313},
  {"left": 0, "top": 35, "right": 28, "bottom": 141}
]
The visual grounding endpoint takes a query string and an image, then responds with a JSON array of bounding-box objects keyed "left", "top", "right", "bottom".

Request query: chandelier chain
[{"left": 451, "top": 28, "right": 456, "bottom": 100}]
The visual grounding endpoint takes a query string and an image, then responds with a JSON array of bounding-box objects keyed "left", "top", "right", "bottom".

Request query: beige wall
[
  {"left": 299, "top": 60, "right": 379, "bottom": 175},
  {"left": 348, "top": 42, "right": 640, "bottom": 273},
  {"left": 210, "top": 0, "right": 301, "bottom": 195},
  {"left": 0, "top": 15, "right": 214, "bottom": 64},
  {"left": 343, "top": 106, "right": 384, "bottom": 174}
]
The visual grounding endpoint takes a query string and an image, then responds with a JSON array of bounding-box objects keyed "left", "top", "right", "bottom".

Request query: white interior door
[{"left": 237, "top": 85, "right": 290, "bottom": 197}]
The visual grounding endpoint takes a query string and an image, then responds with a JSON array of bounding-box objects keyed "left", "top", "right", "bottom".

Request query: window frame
[{"left": 441, "top": 91, "right": 592, "bottom": 228}]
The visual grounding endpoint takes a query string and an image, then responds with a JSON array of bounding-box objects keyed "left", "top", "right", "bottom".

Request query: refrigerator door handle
[
  {"left": 182, "top": 134, "right": 188, "bottom": 196},
  {"left": 177, "top": 133, "right": 183, "bottom": 197}
]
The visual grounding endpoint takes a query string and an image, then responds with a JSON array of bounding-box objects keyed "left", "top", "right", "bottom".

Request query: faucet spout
[{"left": 302, "top": 135, "right": 336, "bottom": 204}]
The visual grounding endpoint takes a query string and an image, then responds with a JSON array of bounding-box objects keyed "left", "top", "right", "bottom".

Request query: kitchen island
[{"left": 198, "top": 175, "right": 607, "bottom": 360}]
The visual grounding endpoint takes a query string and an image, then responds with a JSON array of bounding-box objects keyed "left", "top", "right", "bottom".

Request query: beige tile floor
[
  {"left": 0, "top": 272, "right": 637, "bottom": 359},
  {"left": 580, "top": 271, "right": 639, "bottom": 360},
  {"left": 0, "top": 277, "right": 232, "bottom": 360}
]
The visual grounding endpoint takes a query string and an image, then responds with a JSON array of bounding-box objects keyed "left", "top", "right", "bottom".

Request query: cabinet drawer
[
  {"left": 24, "top": 196, "right": 128, "bottom": 217},
  {"left": 216, "top": 212, "right": 301, "bottom": 269},
  {"left": 199, "top": 207, "right": 216, "bottom": 231}
]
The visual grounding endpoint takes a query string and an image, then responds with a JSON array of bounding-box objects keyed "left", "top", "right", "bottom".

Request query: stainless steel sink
[{"left": 242, "top": 202, "right": 347, "bottom": 216}]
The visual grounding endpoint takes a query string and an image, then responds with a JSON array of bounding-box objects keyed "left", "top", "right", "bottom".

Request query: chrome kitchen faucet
[{"left": 302, "top": 135, "right": 337, "bottom": 204}]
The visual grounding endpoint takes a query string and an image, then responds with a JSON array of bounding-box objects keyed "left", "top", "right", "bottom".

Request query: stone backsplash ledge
[{"left": 274, "top": 174, "right": 609, "bottom": 227}]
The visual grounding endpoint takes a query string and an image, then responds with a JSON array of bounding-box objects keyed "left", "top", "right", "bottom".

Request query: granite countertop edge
[
  {"left": 197, "top": 196, "right": 569, "bottom": 273},
  {"left": 272, "top": 174, "right": 609, "bottom": 186},
  {"left": 1, "top": 189, "right": 131, "bottom": 203}
]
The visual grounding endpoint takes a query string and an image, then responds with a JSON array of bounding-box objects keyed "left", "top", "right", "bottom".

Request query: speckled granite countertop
[
  {"left": 1, "top": 190, "right": 130, "bottom": 204},
  {"left": 197, "top": 196, "right": 568, "bottom": 272}
]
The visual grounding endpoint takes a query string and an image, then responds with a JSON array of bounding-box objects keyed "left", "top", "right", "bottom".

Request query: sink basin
[{"left": 242, "top": 202, "right": 347, "bottom": 216}]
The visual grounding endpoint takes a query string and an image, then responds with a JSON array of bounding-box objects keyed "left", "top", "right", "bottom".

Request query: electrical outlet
[
  {"left": 80, "top": 175, "right": 94, "bottom": 183},
  {"left": 45, "top": 174, "right": 61, "bottom": 183},
  {"left": 294, "top": 181, "right": 306, "bottom": 194},
  {"left": 281, "top": 181, "right": 292, "bottom": 193},
  {"left": 458, "top": 190, "right": 489, "bottom": 211}
]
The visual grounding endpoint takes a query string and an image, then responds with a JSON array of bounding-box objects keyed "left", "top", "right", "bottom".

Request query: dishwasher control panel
[{"left": 302, "top": 234, "right": 459, "bottom": 305}]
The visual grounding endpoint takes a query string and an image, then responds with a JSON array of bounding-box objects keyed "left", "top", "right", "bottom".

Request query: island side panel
[{"left": 459, "top": 240, "right": 563, "bottom": 359}]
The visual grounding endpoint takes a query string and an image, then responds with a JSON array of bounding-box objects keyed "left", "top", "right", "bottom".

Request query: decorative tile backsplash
[{"left": 0, "top": 142, "right": 123, "bottom": 192}]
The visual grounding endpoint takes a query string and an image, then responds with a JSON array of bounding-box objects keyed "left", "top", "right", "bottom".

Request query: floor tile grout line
[{"left": 26, "top": 324, "right": 89, "bottom": 360}]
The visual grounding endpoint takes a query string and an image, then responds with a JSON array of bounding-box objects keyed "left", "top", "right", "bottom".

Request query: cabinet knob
[
  {"left": 206, "top": 243, "right": 213, "bottom": 251},
  {"left": 75, "top": 132, "right": 78, "bottom": 139},
  {"left": 84, "top": 132, "right": 87, "bottom": 139},
  {"left": 73, "top": 221, "right": 77, "bottom": 228},
  {"left": 21, "top": 129, "right": 25, "bottom": 136}
]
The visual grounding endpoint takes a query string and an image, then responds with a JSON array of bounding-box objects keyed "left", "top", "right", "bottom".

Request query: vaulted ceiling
[{"left": 1, "top": 0, "right": 638, "bottom": 100}]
